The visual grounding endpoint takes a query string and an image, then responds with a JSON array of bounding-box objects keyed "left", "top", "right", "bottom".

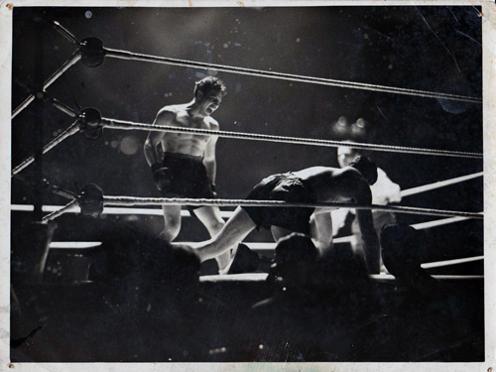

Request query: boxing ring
[{"left": 11, "top": 18, "right": 484, "bottom": 282}]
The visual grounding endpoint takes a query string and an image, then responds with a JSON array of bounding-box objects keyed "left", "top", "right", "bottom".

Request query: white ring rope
[
  {"left": 410, "top": 215, "right": 474, "bottom": 230},
  {"left": 12, "top": 50, "right": 82, "bottom": 120},
  {"left": 370, "top": 274, "right": 483, "bottom": 280},
  {"left": 49, "top": 241, "right": 102, "bottom": 249},
  {"left": 40, "top": 199, "right": 78, "bottom": 223},
  {"left": 103, "top": 117, "right": 482, "bottom": 159},
  {"left": 199, "top": 273, "right": 483, "bottom": 282},
  {"left": 401, "top": 171, "right": 483, "bottom": 197},
  {"left": 52, "top": 20, "right": 80, "bottom": 45},
  {"left": 50, "top": 97, "right": 79, "bottom": 118},
  {"left": 104, "top": 48, "right": 482, "bottom": 103},
  {"left": 11, "top": 170, "right": 481, "bottom": 218},
  {"left": 102, "top": 196, "right": 483, "bottom": 219},
  {"left": 12, "top": 110, "right": 482, "bottom": 179},
  {"left": 11, "top": 16, "right": 481, "bottom": 124},
  {"left": 46, "top": 244, "right": 482, "bottom": 268},
  {"left": 420, "top": 255, "right": 483, "bottom": 269},
  {"left": 11, "top": 121, "right": 81, "bottom": 176},
  {"left": 11, "top": 169, "right": 483, "bottom": 225},
  {"left": 11, "top": 204, "right": 480, "bottom": 236}
]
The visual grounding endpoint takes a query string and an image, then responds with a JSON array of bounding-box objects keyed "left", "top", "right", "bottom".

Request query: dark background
[{"left": 12, "top": 6, "right": 482, "bottom": 256}]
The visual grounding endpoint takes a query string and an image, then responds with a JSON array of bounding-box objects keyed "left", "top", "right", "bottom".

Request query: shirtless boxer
[
  {"left": 144, "top": 76, "right": 231, "bottom": 270},
  {"left": 186, "top": 156, "right": 381, "bottom": 273}
]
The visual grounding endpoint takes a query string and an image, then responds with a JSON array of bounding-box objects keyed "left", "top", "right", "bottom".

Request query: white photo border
[{"left": 1, "top": 1, "right": 494, "bottom": 371}]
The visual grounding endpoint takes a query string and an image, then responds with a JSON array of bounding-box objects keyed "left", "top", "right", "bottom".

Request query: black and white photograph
[{"left": 4, "top": 1, "right": 494, "bottom": 368}]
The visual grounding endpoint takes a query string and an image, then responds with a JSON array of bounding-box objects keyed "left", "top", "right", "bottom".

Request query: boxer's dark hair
[
  {"left": 275, "top": 233, "right": 319, "bottom": 266},
  {"left": 349, "top": 155, "right": 378, "bottom": 185},
  {"left": 194, "top": 76, "right": 227, "bottom": 97}
]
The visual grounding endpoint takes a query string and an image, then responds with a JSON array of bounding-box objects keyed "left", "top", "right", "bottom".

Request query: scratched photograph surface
[{"left": 3, "top": 1, "right": 495, "bottom": 370}]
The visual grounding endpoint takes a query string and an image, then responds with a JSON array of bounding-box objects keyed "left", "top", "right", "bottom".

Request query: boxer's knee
[{"left": 204, "top": 219, "right": 225, "bottom": 236}]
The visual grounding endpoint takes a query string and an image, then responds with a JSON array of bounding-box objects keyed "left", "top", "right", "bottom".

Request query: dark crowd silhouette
[{"left": 11, "top": 219, "right": 483, "bottom": 362}]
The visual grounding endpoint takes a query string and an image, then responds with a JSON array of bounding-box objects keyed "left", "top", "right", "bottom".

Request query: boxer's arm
[
  {"left": 310, "top": 210, "right": 333, "bottom": 254},
  {"left": 203, "top": 122, "right": 219, "bottom": 187},
  {"left": 354, "top": 184, "right": 381, "bottom": 273},
  {"left": 144, "top": 110, "right": 174, "bottom": 166},
  {"left": 144, "top": 136, "right": 162, "bottom": 166}
]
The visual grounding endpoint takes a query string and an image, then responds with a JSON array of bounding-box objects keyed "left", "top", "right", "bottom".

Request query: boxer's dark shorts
[
  {"left": 153, "top": 153, "right": 214, "bottom": 210},
  {"left": 243, "top": 172, "right": 316, "bottom": 234}
]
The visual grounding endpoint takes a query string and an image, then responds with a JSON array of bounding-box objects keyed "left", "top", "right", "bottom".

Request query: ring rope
[
  {"left": 102, "top": 196, "right": 483, "bottom": 219},
  {"left": 12, "top": 98, "right": 481, "bottom": 179},
  {"left": 52, "top": 20, "right": 80, "bottom": 45},
  {"left": 104, "top": 48, "right": 482, "bottom": 103},
  {"left": 11, "top": 204, "right": 480, "bottom": 233},
  {"left": 12, "top": 50, "right": 81, "bottom": 120},
  {"left": 50, "top": 97, "right": 79, "bottom": 118},
  {"left": 199, "top": 273, "right": 483, "bottom": 282},
  {"left": 420, "top": 255, "right": 483, "bottom": 269},
  {"left": 46, "top": 242, "right": 482, "bottom": 271},
  {"left": 45, "top": 240, "right": 482, "bottom": 271},
  {"left": 11, "top": 121, "right": 80, "bottom": 176},
  {"left": 103, "top": 117, "right": 483, "bottom": 159},
  {"left": 400, "top": 171, "right": 483, "bottom": 197},
  {"left": 410, "top": 215, "right": 471, "bottom": 230},
  {"left": 41, "top": 199, "right": 78, "bottom": 223},
  {"left": 11, "top": 19, "right": 482, "bottom": 121}
]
